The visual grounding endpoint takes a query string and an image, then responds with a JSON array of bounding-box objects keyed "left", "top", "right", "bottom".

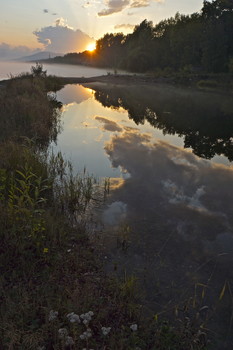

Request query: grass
[{"left": 0, "top": 66, "right": 208, "bottom": 349}]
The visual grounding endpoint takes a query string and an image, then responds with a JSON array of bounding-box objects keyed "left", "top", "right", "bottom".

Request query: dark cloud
[
  {"left": 114, "top": 23, "right": 135, "bottom": 30},
  {"left": 130, "top": 0, "right": 150, "bottom": 7},
  {"left": 98, "top": 0, "right": 130, "bottom": 16},
  {"left": 0, "top": 43, "right": 40, "bottom": 60},
  {"left": 33, "top": 18, "right": 94, "bottom": 53},
  {"left": 98, "top": 0, "right": 163, "bottom": 16},
  {"left": 95, "top": 116, "right": 123, "bottom": 132},
  {"left": 131, "top": 0, "right": 164, "bottom": 7}
]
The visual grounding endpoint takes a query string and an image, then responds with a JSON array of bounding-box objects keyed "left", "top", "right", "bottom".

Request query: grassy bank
[{"left": 0, "top": 66, "right": 208, "bottom": 349}]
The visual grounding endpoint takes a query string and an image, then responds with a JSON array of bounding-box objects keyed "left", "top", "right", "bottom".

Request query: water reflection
[
  {"left": 56, "top": 84, "right": 93, "bottom": 105},
  {"left": 103, "top": 129, "right": 233, "bottom": 244},
  {"left": 87, "top": 83, "right": 233, "bottom": 161},
  {"left": 101, "top": 130, "right": 233, "bottom": 345},
  {"left": 56, "top": 83, "right": 233, "bottom": 346}
]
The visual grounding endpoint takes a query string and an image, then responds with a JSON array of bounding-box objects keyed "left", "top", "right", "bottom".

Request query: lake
[
  {"left": 0, "top": 60, "right": 113, "bottom": 80},
  {"left": 55, "top": 82, "right": 233, "bottom": 347}
]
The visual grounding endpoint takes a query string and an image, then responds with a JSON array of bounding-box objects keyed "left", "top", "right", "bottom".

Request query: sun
[{"left": 86, "top": 42, "right": 96, "bottom": 52}]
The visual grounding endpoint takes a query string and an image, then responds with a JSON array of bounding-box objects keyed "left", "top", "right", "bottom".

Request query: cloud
[
  {"left": 98, "top": 0, "right": 130, "bottom": 16},
  {"left": 43, "top": 9, "right": 58, "bottom": 15},
  {"left": 98, "top": 0, "right": 163, "bottom": 16},
  {"left": 114, "top": 24, "right": 135, "bottom": 30},
  {"left": 0, "top": 43, "right": 41, "bottom": 60},
  {"left": 130, "top": 0, "right": 150, "bottom": 7},
  {"left": 131, "top": 0, "right": 164, "bottom": 7},
  {"left": 82, "top": 0, "right": 102, "bottom": 8},
  {"left": 95, "top": 116, "right": 123, "bottom": 132},
  {"left": 82, "top": 1, "right": 91, "bottom": 8},
  {"left": 33, "top": 18, "right": 94, "bottom": 53},
  {"left": 104, "top": 130, "right": 233, "bottom": 241},
  {"left": 54, "top": 17, "right": 73, "bottom": 29}
]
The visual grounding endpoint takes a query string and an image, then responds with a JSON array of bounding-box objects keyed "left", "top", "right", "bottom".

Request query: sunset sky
[{"left": 0, "top": 0, "right": 203, "bottom": 59}]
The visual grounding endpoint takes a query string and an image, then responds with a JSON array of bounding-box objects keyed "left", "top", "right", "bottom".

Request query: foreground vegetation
[{"left": 0, "top": 66, "right": 209, "bottom": 349}]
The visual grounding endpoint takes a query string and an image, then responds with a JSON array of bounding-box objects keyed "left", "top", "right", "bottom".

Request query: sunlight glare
[{"left": 86, "top": 42, "right": 96, "bottom": 52}]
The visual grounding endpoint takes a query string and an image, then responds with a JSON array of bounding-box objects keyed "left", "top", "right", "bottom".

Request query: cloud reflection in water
[{"left": 103, "top": 128, "right": 233, "bottom": 250}]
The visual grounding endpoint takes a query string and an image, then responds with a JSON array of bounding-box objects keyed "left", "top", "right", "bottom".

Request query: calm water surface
[
  {"left": 0, "top": 61, "right": 113, "bottom": 80},
  {"left": 55, "top": 83, "right": 233, "bottom": 347}
]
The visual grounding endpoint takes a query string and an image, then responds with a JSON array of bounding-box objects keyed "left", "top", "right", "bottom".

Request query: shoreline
[
  {"left": 1, "top": 73, "right": 232, "bottom": 94},
  {"left": 0, "top": 73, "right": 175, "bottom": 87},
  {"left": 58, "top": 74, "right": 172, "bottom": 86}
]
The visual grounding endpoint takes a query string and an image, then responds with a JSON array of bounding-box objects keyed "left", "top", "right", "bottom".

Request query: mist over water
[{"left": 0, "top": 61, "right": 112, "bottom": 80}]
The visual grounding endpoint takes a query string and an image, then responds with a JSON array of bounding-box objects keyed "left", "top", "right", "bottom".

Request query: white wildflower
[
  {"left": 67, "top": 312, "right": 80, "bottom": 323},
  {"left": 86, "top": 329, "right": 92, "bottom": 338},
  {"left": 48, "top": 310, "right": 58, "bottom": 321},
  {"left": 58, "top": 328, "right": 68, "bottom": 338},
  {"left": 130, "top": 324, "right": 138, "bottom": 332},
  {"left": 101, "top": 326, "right": 111, "bottom": 336},
  {"left": 80, "top": 329, "right": 92, "bottom": 340},
  {"left": 80, "top": 311, "right": 94, "bottom": 325},
  {"left": 65, "top": 336, "right": 75, "bottom": 346}
]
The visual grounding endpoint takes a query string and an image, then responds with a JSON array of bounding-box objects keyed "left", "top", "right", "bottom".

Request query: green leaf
[{"left": 219, "top": 281, "right": 227, "bottom": 301}]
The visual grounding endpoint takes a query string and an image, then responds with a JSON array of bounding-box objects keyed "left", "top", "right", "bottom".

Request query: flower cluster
[
  {"left": 130, "top": 324, "right": 138, "bottom": 332},
  {"left": 80, "top": 328, "right": 92, "bottom": 340},
  {"left": 58, "top": 328, "right": 68, "bottom": 338},
  {"left": 101, "top": 326, "right": 111, "bottom": 336},
  {"left": 80, "top": 311, "right": 94, "bottom": 325},
  {"left": 67, "top": 312, "right": 80, "bottom": 323},
  {"left": 58, "top": 328, "right": 74, "bottom": 345},
  {"left": 65, "top": 336, "right": 75, "bottom": 346},
  {"left": 48, "top": 310, "right": 58, "bottom": 321}
]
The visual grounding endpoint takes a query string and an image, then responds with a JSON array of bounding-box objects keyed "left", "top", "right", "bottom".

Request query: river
[{"left": 54, "top": 81, "right": 233, "bottom": 348}]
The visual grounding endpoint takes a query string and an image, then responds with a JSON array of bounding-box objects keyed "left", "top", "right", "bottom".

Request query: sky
[{"left": 0, "top": 0, "right": 204, "bottom": 59}]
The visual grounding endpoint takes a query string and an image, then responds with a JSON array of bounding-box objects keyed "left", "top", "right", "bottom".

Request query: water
[
  {"left": 0, "top": 60, "right": 113, "bottom": 80},
  {"left": 55, "top": 82, "right": 233, "bottom": 346}
]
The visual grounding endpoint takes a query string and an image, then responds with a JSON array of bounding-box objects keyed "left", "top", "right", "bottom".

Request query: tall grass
[{"left": 0, "top": 70, "right": 62, "bottom": 148}]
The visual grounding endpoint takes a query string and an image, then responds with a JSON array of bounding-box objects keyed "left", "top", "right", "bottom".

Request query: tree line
[{"left": 51, "top": 0, "right": 233, "bottom": 74}]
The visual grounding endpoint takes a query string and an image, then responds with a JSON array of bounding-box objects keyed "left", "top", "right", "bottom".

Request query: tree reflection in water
[{"left": 92, "top": 83, "right": 233, "bottom": 161}]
